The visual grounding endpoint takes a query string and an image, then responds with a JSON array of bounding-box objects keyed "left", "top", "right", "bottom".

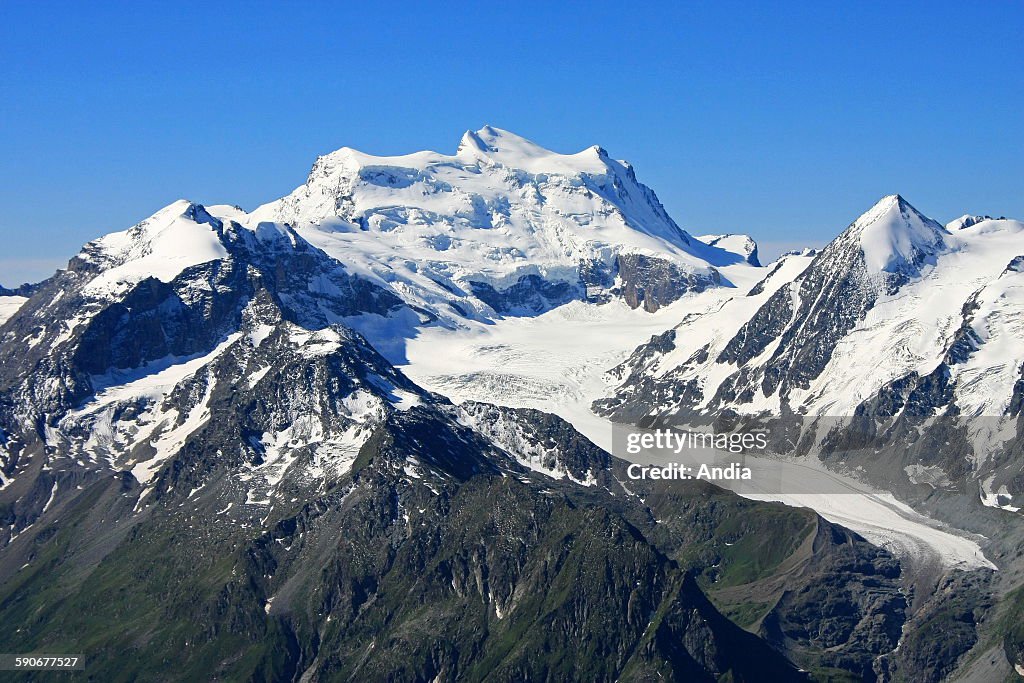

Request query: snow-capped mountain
[
  {"left": 695, "top": 233, "right": 761, "bottom": 266},
  {"left": 0, "top": 128, "right": 879, "bottom": 682},
  {"left": 2, "top": 128, "right": 1023, "bottom": 681},
  {"left": 0, "top": 127, "right": 760, "bottom": 501},
  {"left": 244, "top": 125, "right": 746, "bottom": 323},
  {"left": 597, "top": 194, "right": 1024, "bottom": 513}
]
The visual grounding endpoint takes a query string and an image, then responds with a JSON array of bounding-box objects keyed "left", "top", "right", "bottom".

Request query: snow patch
[{"left": 0, "top": 296, "right": 27, "bottom": 325}]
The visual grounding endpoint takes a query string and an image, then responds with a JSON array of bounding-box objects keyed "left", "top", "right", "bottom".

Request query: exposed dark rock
[
  {"left": 467, "top": 274, "right": 579, "bottom": 316},
  {"left": 0, "top": 278, "right": 50, "bottom": 297},
  {"left": 616, "top": 253, "right": 724, "bottom": 312}
]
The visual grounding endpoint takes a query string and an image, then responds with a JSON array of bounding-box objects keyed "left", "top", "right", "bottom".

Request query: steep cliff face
[{"left": 616, "top": 253, "right": 724, "bottom": 312}]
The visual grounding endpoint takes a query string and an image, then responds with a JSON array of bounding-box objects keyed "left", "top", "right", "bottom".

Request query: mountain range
[{"left": 1, "top": 127, "right": 1022, "bottom": 682}]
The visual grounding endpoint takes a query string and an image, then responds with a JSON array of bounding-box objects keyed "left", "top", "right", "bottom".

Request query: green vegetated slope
[{"left": 0, "top": 409, "right": 819, "bottom": 682}]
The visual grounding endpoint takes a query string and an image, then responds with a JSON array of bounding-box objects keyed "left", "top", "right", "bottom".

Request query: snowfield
[
  {"left": 0, "top": 296, "right": 26, "bottom": 325},
  {"left": 401, "top": 275, "right": 997, "bottom": 571}
]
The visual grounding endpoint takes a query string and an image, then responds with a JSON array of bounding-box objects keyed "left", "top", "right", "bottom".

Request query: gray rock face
[
  {"left": 467, "top": 275, "right": 579, "bottom": 316},
  {"left": 616, "top": 253, "right": 724, "bottom": 312},
  {"left": 463, "top": 252, "right": 727, "bottom": 317},
  {"left": 0, "top": 280, "right": 48, "bottom": 297},
  {"left": 756, "top": 518, "right": 906, "bottom": 680}
]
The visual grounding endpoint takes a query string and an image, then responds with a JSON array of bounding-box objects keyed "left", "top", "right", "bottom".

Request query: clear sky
[{"left": 2, "top": 1, "right": 1021, "bottom": 284}]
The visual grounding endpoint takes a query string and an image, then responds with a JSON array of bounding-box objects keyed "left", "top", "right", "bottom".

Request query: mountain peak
[
  {"left": 848, "top": 194, "right": 947, "bottom": 274},
  {"left": 454, "top": 125, "right": 607, "bottom": 174},
  {"left": 241, "top": 127, "right": 730, "bottom": 324},
  {"left": 694, "top": 234, "right": 761, "bottom": 266},
  {"left": 946, "top": 214, "right": 997, "bottom": 231},
  {"left": 456, "top": 129, "right": 490, "bottom": 156},
  {"left": 77, "top": 199, "right": 229, "bottom": 297},
  {"left": 471, "top": 125, "right": 553, "bottom": 155}
]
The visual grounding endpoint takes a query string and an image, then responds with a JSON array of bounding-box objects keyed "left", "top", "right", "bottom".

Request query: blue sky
[{"left": 2, "top": 1, "right": 1021, "bottom": 284}]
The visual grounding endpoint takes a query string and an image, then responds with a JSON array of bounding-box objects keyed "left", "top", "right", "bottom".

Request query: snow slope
[
  {"left": 400, "top": 257, "right": 994, "bottom": 570},
  {"left": 695, "top": 233, "right": 760, "bottom": 266},
  {"left": 80, "top": 200, "right": 229, "bottom": 298},
  {"left": 0, "top": 296, "right": 26, "bottom": 326},
  {"left": 854, "top": 194, "right": 947, "bottom": 274},
  {"left": 404, "top": 260, "right": 768, "bottom": 430}
]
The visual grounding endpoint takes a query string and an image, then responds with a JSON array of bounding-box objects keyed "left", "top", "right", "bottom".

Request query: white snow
[
  {"left": 949, "top": 239, "right": 1024, "bottom": 419},
  {"left": 132, "top": 377, "right": 215, "bottom": 484},
  {"left": 946, "top": 214, "right": 994, "bottom": 231},
  {"left": 245, "top": 365, "right": 273, "bottom": 389},
  {"left": 980, "top": 475, "right": 1022, "bottom": 513},
  {"left": 788, "top": 217, "right": 1024, "bottom": 418},
  {"left": 224, "top": 126, "right": 737, "bottom": 330},
  {"left": 391, "top": 389, "right": 421, "bottom": 411},
  {"left": 82, "top": 200, "right": 228, "bottom": 297},
  {"left": 405, "top": 297, "right": 701, "bottom": 416},
  {"left": 403, "top": 257, "right": 788, "bottom": 443},
  {"left": 854, "top": 194, "right": 947, "bottom": 274},
  {"left": 609, "top": 208, "right": 1024, "bottom": 433},
  {"left": 458, "top": 403, "right": 570, "bottom": 481},
  {"left": 249, "top": 323, "right": 275, "bottom": 347},
  {"left": 400, "top": 261, "right": 997, "bottom": 570},
  {"left": 60, "top": 333, "right": 242, "bottom": 482},
  {"left": 0, "top": 296, "right": 27, "bottom": 325},
  {"left": 342, "top": 390, "right": 385, "bottom": 422},
  {"left": 695, "top": 234, "right": 759, "bottom": 264},
  {"left": 288, "top": 326, "right": 342, "bottom": 357},
  {"left": 365, "top": 374, "right": 422, "bottom": 411},
  {"left": 746, "top": 492, "right": 994, "bottom": 570},
  {"left": 41, "top": 481, "right": 58, "bottom": 514},
  {"left": 88, "top": 333, "right": 240, "bottom": 407}
]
